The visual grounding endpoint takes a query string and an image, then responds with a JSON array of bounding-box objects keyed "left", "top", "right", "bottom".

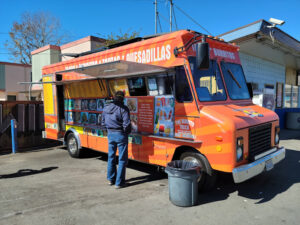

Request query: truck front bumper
[{"left": 232, "top": 147, "right": 285, "bottom": 183}]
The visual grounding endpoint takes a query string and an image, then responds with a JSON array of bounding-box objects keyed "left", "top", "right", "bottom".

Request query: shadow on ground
[
  {"left": 84, "top": 146, "right": 300, "bottom": 204},
  {"left": 0, "top": 140, "right": 62, "bottom": 156},
  {"left": 0, "top": 167, "right": 58, "bottom": 179},
  {"left": 13, "top": 141, "right": 298, "bottom": 204},
  {"left": 95, "top": 152, "right": 167, "bottom": 187},
  {"left": 199, "top": 148, "right": 300, "bottom": 204},
  {"left": 279, "top": 129, "right": 300, "bottom": 140},
  {"left": 86, "top": 146, "right": 299, "bottom": 204}
]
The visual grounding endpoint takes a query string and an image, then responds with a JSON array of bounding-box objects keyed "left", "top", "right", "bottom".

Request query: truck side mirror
[
  {"left": 196, "top": 43, "right": 210, "bottom": 70},
  {"left": 247, "top": 83, "right": 253, "bottom": 99}
]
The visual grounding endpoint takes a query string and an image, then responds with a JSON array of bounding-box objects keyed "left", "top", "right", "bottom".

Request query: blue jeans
[{"left": 107, "top": 131, "right": 128, "bottom": 186}]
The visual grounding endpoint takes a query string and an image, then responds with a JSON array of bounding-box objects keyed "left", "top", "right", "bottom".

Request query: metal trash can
[{"left": 165, "top": 160, "right": 201, "bottom": 207}]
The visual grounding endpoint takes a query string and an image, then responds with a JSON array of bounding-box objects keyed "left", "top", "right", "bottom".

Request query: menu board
[
  {"left": 153, "top": 96, "right": 174, "bottom": 137},
  {"left": 137, "top": 97, "right": 154, "bottom": 133}
]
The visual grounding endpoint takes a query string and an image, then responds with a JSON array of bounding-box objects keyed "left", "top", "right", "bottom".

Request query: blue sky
[{"left": 0, "top": 0, "right": 299, "bottom": 63}]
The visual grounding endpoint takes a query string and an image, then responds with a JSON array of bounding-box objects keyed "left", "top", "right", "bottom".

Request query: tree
[
  {"left": 100, "top": 29, "right": 140, "bottom": 46},
  {"left": 5, "top": 12, "right": 68, "bottom": 64}
]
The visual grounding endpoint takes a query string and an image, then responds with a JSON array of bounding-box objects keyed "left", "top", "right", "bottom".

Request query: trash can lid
[{"left": 166, "top": 160, "right": 201, "bottom": 171}]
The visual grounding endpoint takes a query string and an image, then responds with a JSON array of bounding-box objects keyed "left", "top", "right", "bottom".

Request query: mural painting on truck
[{"left": 41, "top": 30, "right": 285, "bottom": 189}]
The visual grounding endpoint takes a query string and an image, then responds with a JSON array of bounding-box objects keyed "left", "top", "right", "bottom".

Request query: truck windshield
[
  {"left": 189, "top": 57, "right": 227, "bottom": 102},
  {"left": 220, "top": 62, "right": 250, "bottom": 100}
]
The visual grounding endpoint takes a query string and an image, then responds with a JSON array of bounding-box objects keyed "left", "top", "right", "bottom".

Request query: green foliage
[{"left": 100, "top": 29, "right": 140, "bottom": 47}]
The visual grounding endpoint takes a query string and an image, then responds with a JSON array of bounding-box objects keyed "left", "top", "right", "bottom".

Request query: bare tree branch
[{"left": 5, "top": 12, "right": 69, "bottom": 64}]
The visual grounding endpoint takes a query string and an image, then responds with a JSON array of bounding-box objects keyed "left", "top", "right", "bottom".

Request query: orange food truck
[{"left": 41, "top": 30, "right": 285, "bottom": 190}]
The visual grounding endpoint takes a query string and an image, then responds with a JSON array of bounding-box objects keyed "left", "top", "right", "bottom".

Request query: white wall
[
  {"left": 239, "top": 52, "right": 285, "bottom": 91},
  {"left": 0, "top": 91, "right": 6, "bottom": 100},
  {"left": 61, "top": 42, "right": 91, "bottom": 61}
]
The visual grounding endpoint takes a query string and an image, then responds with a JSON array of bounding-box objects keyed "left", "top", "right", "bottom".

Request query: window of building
[
  {"left": 7, "top": 95, "right": 16, "bottom": 101},
  {"left": 175, "top": 66, "right": 193, "bottom": 102},
  {"left": 284, "top": 84, "right": 292, "bottom": 108},
  {"left": 292, "top": 86, "right": 299, "bottom": 108},
  {"left": 251, "top": 82, "right": 259, "bottom": 92}
]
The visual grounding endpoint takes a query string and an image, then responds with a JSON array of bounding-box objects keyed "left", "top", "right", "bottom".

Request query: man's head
[{"left": 114, "top": 91, "right": 125, "bottom": 103}]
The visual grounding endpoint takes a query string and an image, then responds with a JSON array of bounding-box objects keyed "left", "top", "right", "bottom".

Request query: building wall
[
  {"left": 286, "top": 67, "right": 297, "bottom": 85},
  {"left": 32, "top": 49, "right": 61, "bottom": 82},
  {"left": 5, "top": 65, "right": 31, "bottom": 93},
  {"left": 0, "top": 64, "right": 5, "bottom": 90},
  {"left": 239, "top": 52, "right": 285, "bottom": 91},
  {"left": 61, "top": 42, "right": 91, "bottom": 61}
]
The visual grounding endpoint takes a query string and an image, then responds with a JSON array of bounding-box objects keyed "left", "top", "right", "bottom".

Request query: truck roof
[{"left": 42, "top": 30, "right": 239, "bottom": 76}]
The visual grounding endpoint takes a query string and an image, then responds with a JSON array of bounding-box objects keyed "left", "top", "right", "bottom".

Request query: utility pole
[
  {"left": 154, "top": 0, "right": 157, "bottom": 34},
  {"left": 170, "top": 0, "right": 173, "bottom": 32}
]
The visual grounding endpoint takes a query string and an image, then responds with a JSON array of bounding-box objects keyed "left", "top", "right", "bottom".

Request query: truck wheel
[
  {"left": 180, "top": 151, "right": 217, "bottom": 191},
  {"left": 67, "top": 133, "right": 81, "bottom": 158}
]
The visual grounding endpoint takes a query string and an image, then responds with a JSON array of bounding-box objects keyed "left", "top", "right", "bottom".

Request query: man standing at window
[{"left": 102, "top": 91, "right": 131, "bottom": 189}]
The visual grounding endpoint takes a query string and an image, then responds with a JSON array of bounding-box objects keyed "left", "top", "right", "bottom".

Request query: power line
[
  {"left": 172, "top": 4, "right": 178, "bottom": 30},
  {"left": 157, "top": 15, "right": 163, "bottom": 33},
  {"left": 174, "top": 4, "right": 213, "bottom": 35}
]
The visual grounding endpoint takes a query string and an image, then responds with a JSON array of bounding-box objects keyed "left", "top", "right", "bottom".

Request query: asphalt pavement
[{"left": 0, "top": 130, "right": 299, "bottom": 225}]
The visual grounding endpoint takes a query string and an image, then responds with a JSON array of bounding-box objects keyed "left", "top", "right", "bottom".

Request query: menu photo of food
[
  {"left": 88, "top": 99, "right": 97, "bottom": 111},
  {"left": 64, "top": 99, "right": 68, "bottom": 110},
  {"left": 65, "top": 99, "right": 74, "bottom": 110},
  {"left": 67, "top": 112, "right": 75, "bottom": 123},
  {"left": 129, "top": 134, "right": 142, "bottom": 145},
  {"left": 125, "top": 98, "right": 138, "bottom": 113},
  {"left": 74, "top": 99, "right": 81, "bottom": 110},
  {"left": 97, "top": 99, "right": 105, "bottom": 111},
  {"left": 88, "top": 113, "right": 97, "bottom": 125},
  {"left": 91, "top": 129, "right": 97, "bottom": 136},
  {"left": 80, "top": 112, "right": 89, "bottom": 124},
  {"left": 130, "top": 115, "right": 138, "bottom": 132},
  {"left": 74, "top": 112, "right": 81, "bottom": 124},
  {"left": 81, "top": 99, "right": 89, "bottom": 110},
  {"left": 97, "top": 113, "right": 102, "bottom": 126}
]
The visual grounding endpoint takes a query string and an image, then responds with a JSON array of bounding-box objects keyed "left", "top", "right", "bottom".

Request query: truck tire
[
  {"left": 180, "top": 151, "right": 217, "bottom": 191},
  {"left": 67, "top": 133, "right": 81, "bottom": 158}
]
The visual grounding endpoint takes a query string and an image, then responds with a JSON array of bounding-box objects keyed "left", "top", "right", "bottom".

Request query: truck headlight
[
  {"left": 275, "top": 126, "right": 280, "bottom": 145},
  {"left": 236, "top": 137, "right": 244, "bottom": 162}
]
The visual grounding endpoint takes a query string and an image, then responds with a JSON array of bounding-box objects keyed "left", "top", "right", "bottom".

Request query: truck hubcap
[{"left": 68, "top": 137, "right": 77, "bottom": 154}]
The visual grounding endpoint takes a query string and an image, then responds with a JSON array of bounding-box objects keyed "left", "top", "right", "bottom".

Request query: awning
[
  {"left": 19, "top": 61, "right": 170, "bottom": 86},
  {"left": 56, "top": 60, "right": 168, "bottom": 79}
]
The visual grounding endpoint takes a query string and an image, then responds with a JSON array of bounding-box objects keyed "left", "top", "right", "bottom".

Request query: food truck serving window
[
  {"left": 189, "top": 57, "right": 226, "bottom": 102},
  {"left": 128, "top": 77, "right": 147, "bottom": 96},
  {"left": 220, "top": 62, "right": 250, "bottom": 100},
  {"left": 147, "top": 74, "right": 174, "bottom": 96}
]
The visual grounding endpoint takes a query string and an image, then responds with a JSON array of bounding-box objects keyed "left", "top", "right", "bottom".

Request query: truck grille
[{"left": 248, "top": 123, "right": 272, "bottom": 161}]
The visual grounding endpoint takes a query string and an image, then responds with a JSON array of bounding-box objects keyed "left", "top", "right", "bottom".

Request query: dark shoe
[
  {"left": 108, "top": 180, "right": 115, "bottom": 186},
  {"left": 115, "top": 183, "right": 127, "bottom": 189}
]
